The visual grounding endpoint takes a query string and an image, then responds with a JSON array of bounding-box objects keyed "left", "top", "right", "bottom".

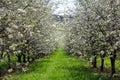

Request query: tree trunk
[
  {"left": 100, "top": 58, "right": 104, "bottom": 71},
  {"left": 27, "top": 50, "right": 30, "bottom": 62},
  {"left": 1, "top": 46, "right": 4, "bottom": 58},
  {"left": 23, "top": 54, "right": 26, "bottom": 63},
  {"left": 27, "top": 55, "right": 30, "bottom": 62},
  {"left": 32, "top": 57, "right": 35, "bottom": 62},
  {"left": 17, "top": 54, "right": 22, "bottom": 63},
  {"left": 110, "top": 50, "right": 116, "bottom": 76},
  {"left": 100, "top": 51, "right": 106, "bottom": 72},
  {"left": 110, "top": 57, "right": 116, "bottom": 76},
  {"left": 92, "top": 52, "right": 97, "bottom": 68},
  {"left": 7, "top": 52, "right": 11, "bottom": 69},
  {"left": 92, "top": 54, "right": 97, "bottom": 68},
  {"left": 93, "top": 56, "right": 97, "bottom": 68}
]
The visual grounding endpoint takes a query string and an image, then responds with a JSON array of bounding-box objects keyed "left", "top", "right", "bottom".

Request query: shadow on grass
[{"left": 63, "top": 65, "right": 114, "bottom": 80}]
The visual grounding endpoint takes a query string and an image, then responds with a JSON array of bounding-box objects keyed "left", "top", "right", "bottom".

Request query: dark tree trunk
[
  {"left": 23, "top": 54, "right": 26, "bottom": 63},
  {"left": 27, "top": 55, "right": 30, "bottom": 62},
  {"left": 93, "top": 56, "right": 97, "bottom": 68},
  {"left": 100, "top": 58, "right": 104, "bottom": 71},
  {"left": 0, "top": 72, "right": 1, "bottom": 77},
  {"left": 17, "top": 54, "right": 22, "bottom": 63},
  {"left": 110, "top": 57, "right": 116, "bottom": 76},
  {"left": 100, "top": 51, "right": 106, "bottom": 72},
  {"left": 7, "top": 52, "right": 11, "bottom": 69},
  {"left": 92, "top": 52, "right": 97, "bottom": 68},
  {"left": 27, "top": 50, "right": 30, "bottom": 62},
  {"left": 32, "top": 57, "right": 35, "bottom": 62},
  {"left": 1, "top": 51, "right": 3, "bottom": 58},
  {"left": 110, "top": 50, "right": 116, "bottom": 76},
  {"left": 1, "top": 46, "right": 4, "bottom": 58}
]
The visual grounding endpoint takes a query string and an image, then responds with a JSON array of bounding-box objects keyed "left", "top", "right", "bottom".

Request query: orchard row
[
  {"left": 65, "top": 0, "right": 120, "bottom": 76},
  {"left": 0, "top": 0, "right": 57, "bottom": 72}
]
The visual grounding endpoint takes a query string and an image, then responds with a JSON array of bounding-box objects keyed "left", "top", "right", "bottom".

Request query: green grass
[{"left": 6, "top": 48, "right": 113, "bottom": 80}]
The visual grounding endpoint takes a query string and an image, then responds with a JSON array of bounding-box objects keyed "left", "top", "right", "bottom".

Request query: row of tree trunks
[
  {"left": 17, "top": 52, "right": 36, "bottom": 64},
  {"left": 92, "top": 50, "right": 116, "bottom": 76}
]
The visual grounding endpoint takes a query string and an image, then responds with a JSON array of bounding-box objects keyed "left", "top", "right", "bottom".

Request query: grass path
[{"left": 10, "top": 48, "right": 111, "bottom": 80}]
